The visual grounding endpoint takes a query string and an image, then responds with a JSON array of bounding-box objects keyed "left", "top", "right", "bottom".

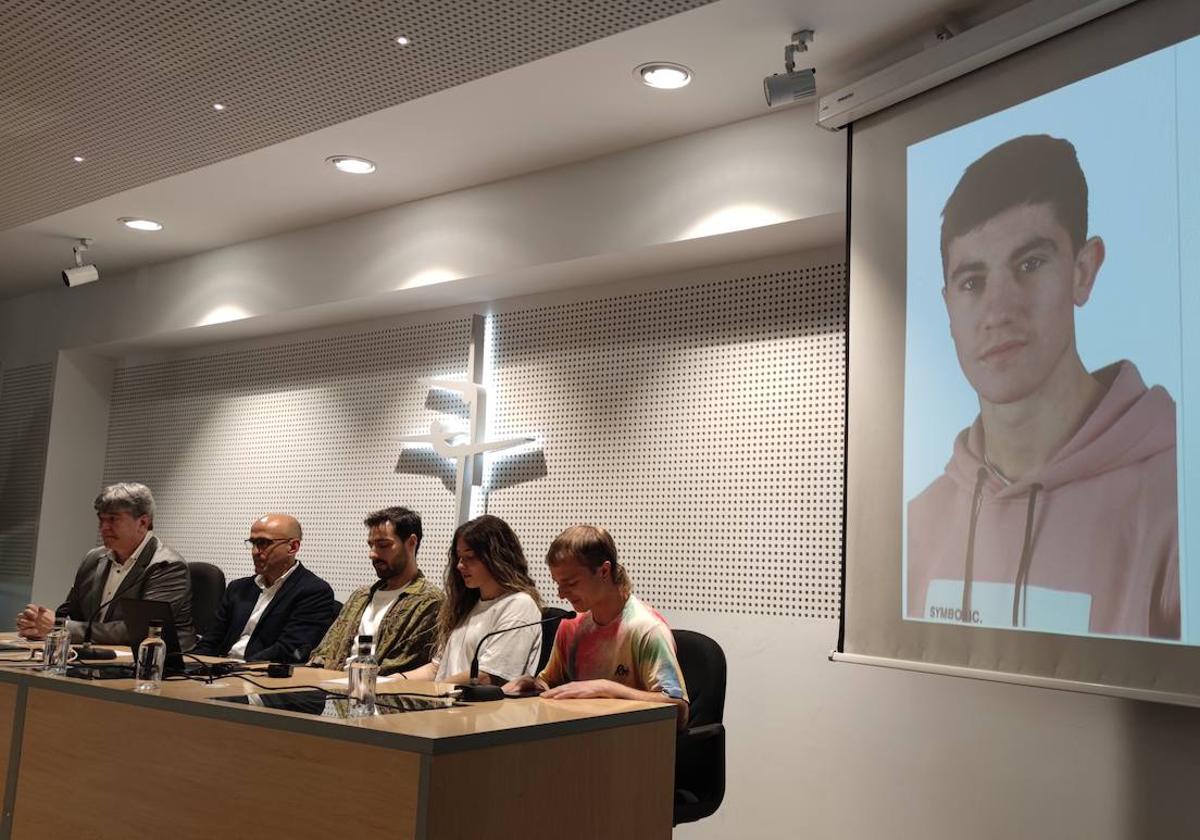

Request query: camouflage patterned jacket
[{"left": 309, "top": 572, "right": 442, "bottom": 674}]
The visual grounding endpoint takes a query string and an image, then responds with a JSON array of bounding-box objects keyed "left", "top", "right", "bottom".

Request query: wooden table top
[{"left": 0, "top": 638, "right": 674, "bottom": 754}]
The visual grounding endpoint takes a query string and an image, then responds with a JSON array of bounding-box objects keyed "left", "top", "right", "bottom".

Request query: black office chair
[
  {"left": 672, "top": 629, "right": 727, "bottom": 826},
  {"left": 537, "top": 607, "right": 570, "bottom": 673},
  {"left": 188, "top": 562, "right": 226, "bottom": 640}
]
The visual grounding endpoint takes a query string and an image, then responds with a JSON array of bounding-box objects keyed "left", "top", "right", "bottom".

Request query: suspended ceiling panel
[{"left": 0, "top": 0, "right": 714, "bottom": 231}]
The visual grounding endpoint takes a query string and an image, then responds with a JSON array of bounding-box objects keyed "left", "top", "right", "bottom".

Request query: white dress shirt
[
  {"left": 99, "top": 530, "right": 160, "bottom": 610},
  {"left": 229, "top": 560, "right": 301, "bottom": 659}
]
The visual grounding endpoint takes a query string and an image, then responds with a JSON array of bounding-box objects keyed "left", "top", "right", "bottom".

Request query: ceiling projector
[{"left": 63, "top": 238, "right": 99, "bottom": 287}]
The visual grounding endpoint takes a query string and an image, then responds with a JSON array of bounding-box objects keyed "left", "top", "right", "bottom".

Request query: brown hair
[
  {"left": 436, "top": 515, "right": 541, "bottom": 651},
  {"left": 545, "top": 524, "right": 631, "bottom": 597}
]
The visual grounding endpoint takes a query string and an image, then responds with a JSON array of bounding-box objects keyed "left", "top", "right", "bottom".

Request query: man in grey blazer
[{"left": 16, "top": 482, "right": 196, "bottom": 650}]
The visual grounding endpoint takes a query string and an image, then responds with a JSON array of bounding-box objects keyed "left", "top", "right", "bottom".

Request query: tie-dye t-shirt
[{"left": 538, "top": 595, "right": 688, "bottom": 701}]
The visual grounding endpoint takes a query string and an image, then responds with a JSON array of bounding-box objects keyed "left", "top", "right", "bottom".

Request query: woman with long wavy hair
[{"left": 403, "top": 515, "right": 542, "bottom": 685}]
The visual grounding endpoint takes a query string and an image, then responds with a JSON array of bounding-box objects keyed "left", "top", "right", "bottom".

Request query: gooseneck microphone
[
  {"left": 75, "top": 594, "right": 122, "bottom": 660},
  {"left": 75, "top": 542, "right": 156, "bottom": 660},
  {"left": 456, "top": 611, "right": 575, "bottom": 703}
]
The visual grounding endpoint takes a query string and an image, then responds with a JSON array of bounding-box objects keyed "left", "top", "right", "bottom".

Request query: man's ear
[
  {"left": 1072, "top": 236, "right": 1105, "bottom": 306},
  {"left": 406, "top": 533, "right": 420, "bottom": 555}
]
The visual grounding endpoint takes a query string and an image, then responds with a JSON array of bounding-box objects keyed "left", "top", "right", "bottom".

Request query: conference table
[{"left": 0, "top": 643, "right": 676, "bottom": 839}]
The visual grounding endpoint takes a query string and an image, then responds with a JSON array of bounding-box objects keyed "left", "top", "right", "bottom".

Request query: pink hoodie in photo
[{"left": 906, "top": 360, "right": 1180, "bottom": 639}]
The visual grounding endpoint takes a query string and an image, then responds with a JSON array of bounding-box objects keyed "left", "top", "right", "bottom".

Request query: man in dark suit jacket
[
  {"left": 194, "top": 514, "right": 337, "bottom": 663},
  {"left": 17, "top": 482, "right": 196, "bottom": 650}
]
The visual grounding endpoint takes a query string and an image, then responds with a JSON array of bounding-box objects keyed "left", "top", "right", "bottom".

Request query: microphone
[
  {"left": 456, "top": 611, "right": 575, "bottom": 703},
  {"left": 75, "top": 594, "right": 122, "bottom": 660}
]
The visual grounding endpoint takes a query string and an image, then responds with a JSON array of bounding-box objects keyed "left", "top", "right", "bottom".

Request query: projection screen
[{"left": 840, "top": 0, "right": 1200, "bottom": 704}]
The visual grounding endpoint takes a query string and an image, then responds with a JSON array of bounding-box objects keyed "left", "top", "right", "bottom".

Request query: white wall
[
  {"left": 0, "top": 105, "right": 845, "bottom": 368},
  {"left": 669, "top": 611, "right": 1200, "bottom": 840},
  {"left": 32, "top": 350, "right": 115, "bottom": 606}
]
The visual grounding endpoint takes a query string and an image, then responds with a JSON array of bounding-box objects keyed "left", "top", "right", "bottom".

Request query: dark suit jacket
[
  {"left": 193, "top": 562, "right": 338, "bottom": 663},
  {"left": 56, "top": 536, "right": 197, "bottom": 651}
]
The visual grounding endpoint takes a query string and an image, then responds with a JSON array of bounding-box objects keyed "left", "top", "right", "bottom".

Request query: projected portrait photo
[
  {"left": 899, "top": 39, "right": 1199, "bottom": 644},
  {"left": 905, "top": 133, "right": 1180, "bottom": 640}
]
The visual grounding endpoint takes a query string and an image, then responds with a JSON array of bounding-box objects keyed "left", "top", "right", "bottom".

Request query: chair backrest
[
  {"left": 672, "top": 629, "right": 726, "bottom": 727},
  {"left": 188, "top": 562, "right": 226, "bottom": 639},
  {"left": 537, "top": 607, "right": 571, "bottom": 673}
]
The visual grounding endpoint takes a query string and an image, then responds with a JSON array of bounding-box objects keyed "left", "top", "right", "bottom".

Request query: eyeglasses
[{"left": 244, "top": 537, "right": 290, "bottom": 551}]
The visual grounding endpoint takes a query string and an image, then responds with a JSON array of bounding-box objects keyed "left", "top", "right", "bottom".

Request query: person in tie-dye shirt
[{"left": 503, "top": 525, "right": 689, "bottom": 728}]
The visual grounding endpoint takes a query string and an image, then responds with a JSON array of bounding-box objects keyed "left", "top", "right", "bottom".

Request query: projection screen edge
[
  {"left": 842, "top": 0, "right": 1200, "bottom": 701},
  {"left": 830, "top": 652, "right": 1200, "bottom": 709}
]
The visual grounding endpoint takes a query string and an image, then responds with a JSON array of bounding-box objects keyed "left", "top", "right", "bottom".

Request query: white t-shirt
[
  {"left": 433, "top": 591, "right": 542, "bottom": 682},
  {"left": 357, "top": 588, "right": 403, "bottom": 646}
]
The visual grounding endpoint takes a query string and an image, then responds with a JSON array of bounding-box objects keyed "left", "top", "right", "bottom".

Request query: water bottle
[
  {"left": 347, "top": 634, "right": 379, "bottom": 716},
  {"left": 42, "top": 617, "right": 70, "bottom": 675},
  {"left": 134, "top": 620, "right": 167, "bottom": 692}
]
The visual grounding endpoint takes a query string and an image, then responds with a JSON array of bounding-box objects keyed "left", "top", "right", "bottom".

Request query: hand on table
[
  {"left": 502, "top": 675, "right": 546, "bottom": 696},
  {"left": 15, "top": 604, "right": 54, "bottom": 640}
]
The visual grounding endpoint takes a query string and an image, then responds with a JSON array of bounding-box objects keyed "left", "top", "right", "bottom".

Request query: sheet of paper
[{"left": 318, "top": 675, "right": 403, "bottom": 688}]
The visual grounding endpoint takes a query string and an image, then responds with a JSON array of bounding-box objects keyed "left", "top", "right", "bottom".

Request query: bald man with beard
[{"left": 194, "top": 514, "right": 338, "bottom": 663}]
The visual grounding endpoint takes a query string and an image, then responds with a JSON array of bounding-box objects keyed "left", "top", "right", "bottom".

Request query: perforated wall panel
[
  {"left": 102, "top": 321, "right": 471, "bottom": 595},
  {"left": 1, "top": 0, "right": 715, "bottom": 231},
  {"left": 486, "top": 263, "right": 846, "bottom": 618},
  {"left": 0, "top": 363, "right": 54, "bottom": 581},
  {"left": 100, "top": 260, "right": 846, "bottom": 615}
]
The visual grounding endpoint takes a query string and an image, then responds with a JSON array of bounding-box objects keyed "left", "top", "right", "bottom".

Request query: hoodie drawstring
[
  {"left": 961, "top": 470, "right": 1044, "bottom": 627},
  {"left": 1011, "top": 483, "right": 1043, "bottom": 627},
  {"left": 960, "top": 468, "right": 988, "bottom": 623}
]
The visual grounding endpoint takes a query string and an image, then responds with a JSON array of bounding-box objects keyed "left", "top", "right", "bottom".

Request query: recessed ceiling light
[
  {"left": 635, "top": 62, "right": 693, "bottom": 90},
  {"left": 212, "top": 103, "right": 227, "bottom": 111},
  {"left": 395, "top": 35, "right": 411, "bottom": 46},
  {"left": 118, "top": 217, "right": 164, "bottom": 231},
  {"left": 72, "top": 155, "right": 85, "bottom": 163},
  {"left": 327, "top": 155, "right": 377, "bottom": 175}
]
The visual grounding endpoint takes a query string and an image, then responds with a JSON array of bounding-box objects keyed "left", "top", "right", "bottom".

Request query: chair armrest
[
  {"left": 675, "top": 723, "right": 725, "bottom": 773},
  {"left": 673, "top": 722, "right": 726, "bottom": 825},
  {"left": 679, "top": 722, "right": 724, "bottom": 744}
]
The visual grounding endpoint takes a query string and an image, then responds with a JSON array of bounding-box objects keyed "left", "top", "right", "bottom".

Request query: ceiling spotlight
[
  {"left": 72, "top": 154, "right": 85, "bottom": 163},
  {"left": 395, "top": 35, "right": 411, "bottom": 45},
  {"left": 62, "top": 238, "right": 99, "bottom": 287},
  {"left": 327, "top": 155, "right": 377, "bottom": 174},
  {"left": 118, "top": 217, "right": 164, "bottom": 231},
  {"left": 212, "top": 103, "right": 227, "bottom": 111},
  {"left": 764, "top": 29, "right": 817, "bottom": 108},
  {"left": 635, "top": 62, "right": 692, "bottom": 90}
]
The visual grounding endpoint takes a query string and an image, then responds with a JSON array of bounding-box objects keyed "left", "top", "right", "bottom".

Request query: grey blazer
[{"left": 55, "top": 536, "right": 197, "bottom": 651}]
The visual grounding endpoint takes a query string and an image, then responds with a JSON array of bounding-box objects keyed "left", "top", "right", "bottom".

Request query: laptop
[
  {"left": 67, "top": 598, "right": 185, "bottom": 680},
  {"left": 114, "top": 597, "right": 186, "bottom": 671}
]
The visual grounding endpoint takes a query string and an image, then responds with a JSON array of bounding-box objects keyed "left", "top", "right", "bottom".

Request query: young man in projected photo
[{"left": 906, "top": 134, "right": 1180, "bottom": 640}]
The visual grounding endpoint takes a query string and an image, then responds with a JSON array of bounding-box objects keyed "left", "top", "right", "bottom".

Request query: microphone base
[
  {"left": 75, "top": 645, "right": 117, "bottom": 661},
  {"left": 455, "top": 683, "right": 505, "bottom": 702}
]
